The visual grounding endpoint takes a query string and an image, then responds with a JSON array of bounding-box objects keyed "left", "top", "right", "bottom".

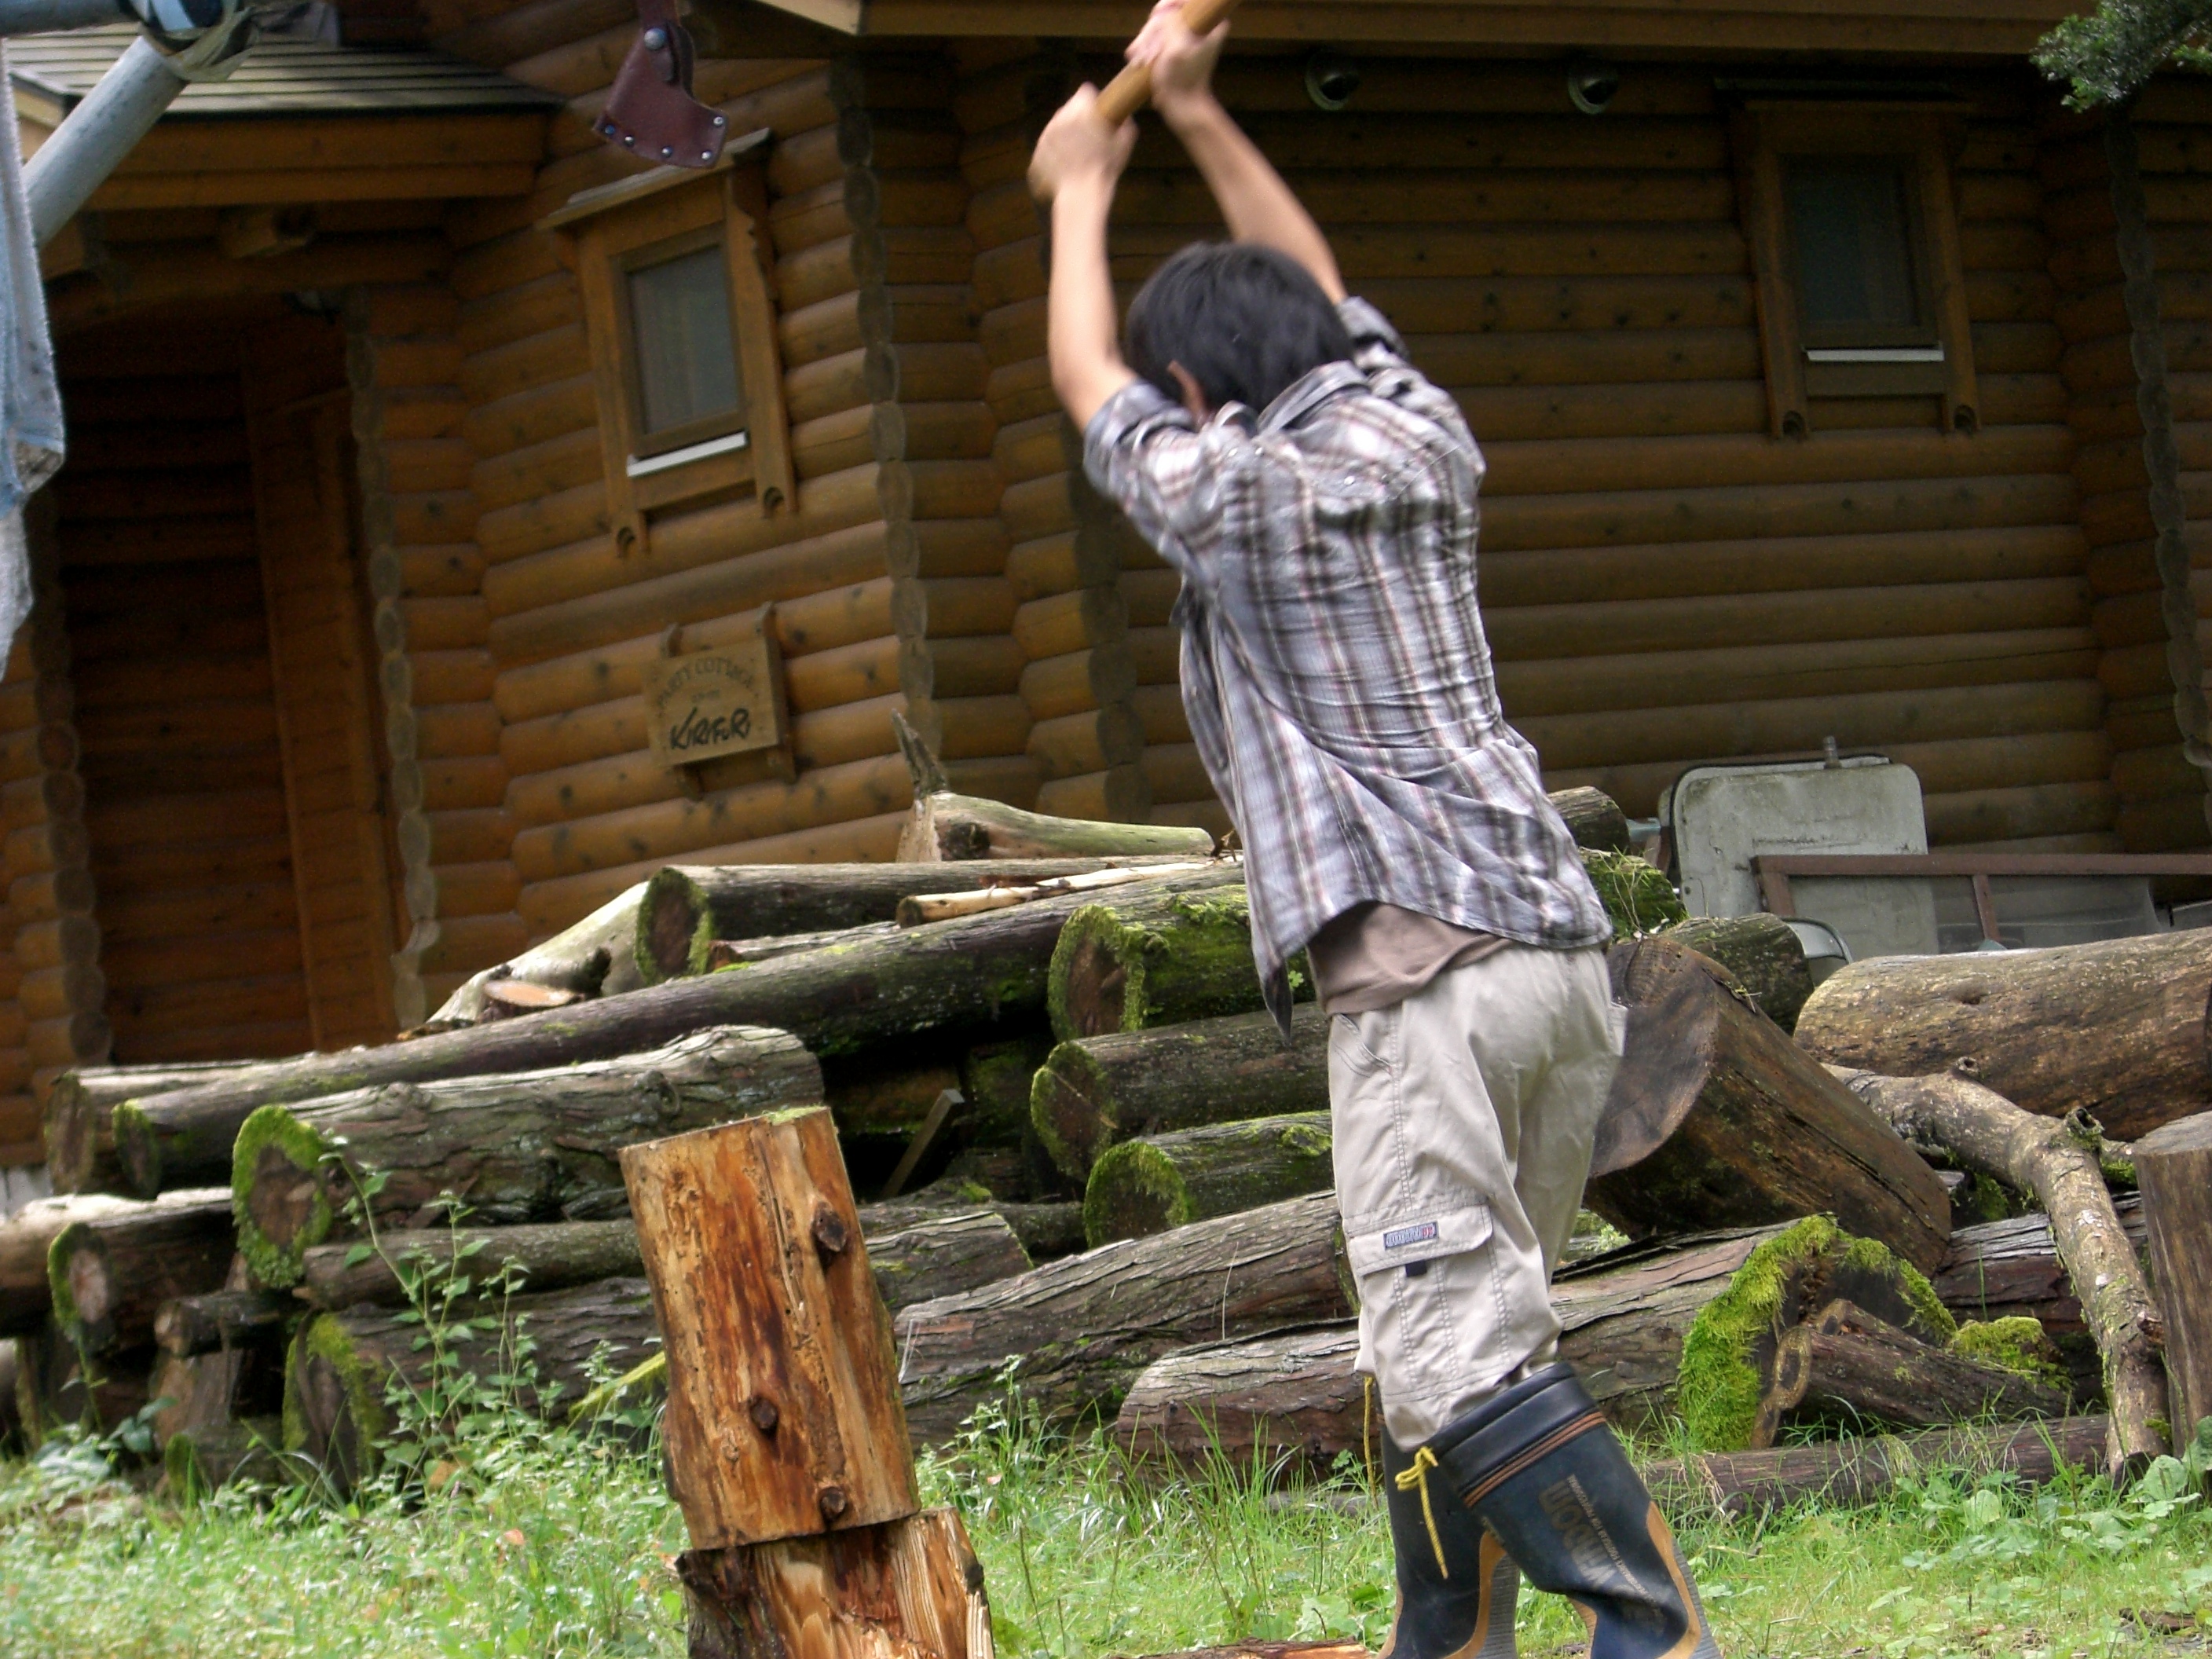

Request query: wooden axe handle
[{"left": 1093, "top": 0, "right": 1242, "bottom": 125}]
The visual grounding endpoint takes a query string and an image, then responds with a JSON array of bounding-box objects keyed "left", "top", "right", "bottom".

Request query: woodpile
[{"left": 7, "top": 782, "right": 2191, "bottom": 1507}]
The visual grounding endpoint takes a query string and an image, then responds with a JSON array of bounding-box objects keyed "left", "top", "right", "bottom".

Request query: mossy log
[
  {"left": 155, "top": 1288, "right": 292, "bottom": 1357},
  {"left": 704, "top": 924, "right": 899, "bottom": 970},
  {"left": 1550, "top": 786, "right": 1632, "bottom": 854},
  {"left": 1031, "top": 1006, "right": 1328, "bottom": 1181},
  {"left": 165, "top": 1415, "right": 284, "bottom": 1495},
  {"left": 13, "top": 1324, "right": 151, "bottom": 1444},
  {"left": 1580, "top": 849, "right": 1686, "bottom": 938},
  {"left": 1754, "top": 1299, "right": 2071, "bottom": 1447},
  {"left": 958, "top": 1033, "right": 1054, "bottom": 1146},
  {"left": 150, "top": 1345, "right": 283, "bottom": 1455},
  {"left": 1587, "top": 936, "right": 1952, "bottom": 1274},
  {"left": 1114, "top": 1216, "right": 1954, "bottom": 1467},
  {"left": 1644, "top": 1415, "right": 2110, "bottom": 1518},
  {"left": 1831, "top": 1066, "right": 2170, "bottom": 1473},
  {"left": 1048, "top": 881, "right": 1304, "bottom": 1042},
  {"left": 892, "top": 1190, "right": 1353, "bottom": 1443},
  {"left": 229, "top": 1026, "right": 823, "bottom": 1289},
  {"left": 47, "top": 1188, "right": 235, "bottom": 1354},
  {"left": 634, "top": 857, "right": 1199, "bottom": 984},
  {"left": 0, "top": 1192, "right": 149, "bottom": 1334},
  {"left": 427, "top": 883, "right": 645, "bottom": 1029},
  {"left": 46, "top": 1062, "right": 268, "bottom": 1195},
  {"left": 118, "top": 867, "right": 1240, "bottom": 1197},
  {"left": 1655, "top": 914, "right": 1814, "bottom": 1032},
  {"left": 898, "top": 787, "right": 1216, "bottom": 864},
  {"left": 1793, "top": 930, "right": 2212, "bottom": 1141},
  {"left": 1082, "top": 1113, "right": 1333, "bottom": 1247},
  {"left": 284, "top": 1276, "right": 661, "bottom": 1489}
]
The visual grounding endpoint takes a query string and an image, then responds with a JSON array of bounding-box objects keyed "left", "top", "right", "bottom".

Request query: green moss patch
[
  {"left": 1083, "top": 1141, "right": 1187, "bottom": 1247},
  {"left": 1581, "top": 849, "right": 1687, "bottom": 939},
  {"left": 232, "top": 1104, "right": 340, "bottom": 1290},
  {"left": 1677, "top": 1216, "right": 1955, "bottom": 1451},
  {"left": 1950, "top": 1317, "right": 2068, "bottom": 1390},
  {"left": 1031, "top": 1042, "right": 1111, "bottom": 1179},
  {"left": 283, "top": 1313, "right": 386, "bottom": 1467},
  {"left": 44, "top": 1221, "right": 90, "bottom": 1335}
]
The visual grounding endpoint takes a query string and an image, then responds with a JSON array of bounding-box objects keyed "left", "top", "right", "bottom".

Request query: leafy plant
[{"left": 2037, "top": 0, "right": 2212, "bottom": 108}]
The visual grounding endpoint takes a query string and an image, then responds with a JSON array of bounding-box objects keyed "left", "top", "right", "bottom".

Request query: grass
[{"left": 2, "top": 1392, "right": 2210, "bottom": 1659}]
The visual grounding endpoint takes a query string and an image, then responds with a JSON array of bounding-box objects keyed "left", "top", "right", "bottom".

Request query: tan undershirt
[{"left": 1306, "top": 901, "right": 1507, "bottom": 1015}]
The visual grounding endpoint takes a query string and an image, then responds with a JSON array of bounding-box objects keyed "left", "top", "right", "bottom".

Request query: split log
[
  {"left": 1795, "top": 931, "right": 2212, "bottom": 1141},
  {"left": 47, "top": 1188, "right": 234, "bottom": 1354},
  {"left": 155, "top": 1288, "right": 291, "bottom": 1357},
  {"left": 1831, "top": 1066, "right": 2170, "bottom": 1473},
  {"left": 892, "top": 1190, "right": 1353, "bottom": 1443},
  {"left": 1588, "top": 938, "right": 1952, "bottom": 1273},
  {"left": 230, "top": 1026, "right": 823, "bottom": 1288},
  {"left": 621, "top": 1109, "right": 915, "bottom": 1550},
  {"left": 1645, "top": 1415, "right": 2110, "bottom": 1518},
  {"left": 426, "top": 881, "right": 645, "bottom": 1029},
  {"left": 898, "top": 787, "right": 1214, "bottom": 864},
  {"left": 164, "top": 1415, "right": 284, "bottom": 1494},
  {"left": 680, "top": 1507, "right": 990, "bottom": 1659},
  {"left": 1753, "top": 1299, "right": 2070, "bottom": 1447},
  {"left": 2134, "top": 1111, "right": 2212, "bottom": 1439},
  {"left": 1031, "top": 1006, "right": 1328, "bottom": 1181},
  {"left": 117, "top": 866, "right": 1237, "bottom": 1196},
  {"left": 46, "top": 1061, "right": 267, "bottom": 1194},
  {"left": 0, "top": 1192, "right": 148, "bottom": 1334},
  {"left": 634, "top": 857, "right": 1199, "bottom": 984},
  {"left": 284, "top": 1276, "right": 661, "bottom": 1488},
  {"left": 1049, "top": 881, "right": 1302, "bottom": 1042},
  {"left": 1656, "top": 913, "right": 1814, "bottom": 1032},
  {"left": 1082, "top": 1113, "right": 1332, "bottom": 1247},
  {"left": 298, "top": 1210, "right": 1031, "bottom": 1318},
  {"left": 1550, "top": 785, "right": 1632, "bottom": 854}
]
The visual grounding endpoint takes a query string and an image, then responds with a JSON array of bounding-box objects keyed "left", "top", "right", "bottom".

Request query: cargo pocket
[{"left": 1344, "top": 1203, "right": 1500, "bottom": 1408}]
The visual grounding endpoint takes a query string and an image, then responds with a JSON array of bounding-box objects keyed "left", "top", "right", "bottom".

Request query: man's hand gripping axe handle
[{"left": 1091, "top": 0, "right": 1243, "bottom": 126}]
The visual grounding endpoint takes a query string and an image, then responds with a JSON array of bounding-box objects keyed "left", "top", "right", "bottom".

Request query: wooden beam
[{"left": 88, "top": 166, "right": 537, "bottom": 211}]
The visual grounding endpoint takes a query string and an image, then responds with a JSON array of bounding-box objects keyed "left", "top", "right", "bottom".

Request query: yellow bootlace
[{"left": 1393, "top": 1445, "right": 1448, "bottom": 1579}]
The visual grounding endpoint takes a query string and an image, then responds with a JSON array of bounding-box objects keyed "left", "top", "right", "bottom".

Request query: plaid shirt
[{"left": 1084, "top": 295, "right": 1610, "bottom": 1034}]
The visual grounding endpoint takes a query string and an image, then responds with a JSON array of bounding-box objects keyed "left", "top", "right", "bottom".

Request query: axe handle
[{"left": 1093, "top": 0, "right": 1243, "bottom": 126}]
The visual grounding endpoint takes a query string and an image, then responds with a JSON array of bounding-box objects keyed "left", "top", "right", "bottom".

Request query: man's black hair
[{"left": 1124, "top": 242, "right": 1355, "bottom": 415}]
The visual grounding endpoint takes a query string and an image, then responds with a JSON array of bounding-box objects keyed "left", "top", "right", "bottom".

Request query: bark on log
[
  {"left": 155, "top": 1288, "right": 291, "bottom": 1357},
  {"left": 0, "top": 1192, "right": 148, "bottom": 1335},
  {"left": 284, "top": 1276, "right": 661, "bottom": 1489},
  {"left": 230, "top": 1027, "right": 823, "bottom": 1288},
  {"left": 1933, "top": 1196, "right": 2148, "bottom": 1331},
  {"left": 1031, "top": 1006, "right": 1329, "bottom": 1182},
  {"left": 1113, "top": 1323, "right": 1368, "bottom": 1472},
  {"left": 426, "top": 881, "right": 645, "bottom": 1029},
  {"left": 680, "top": 1508, "right": 990, "bottom": 1659},
  {"left": 1049, "top": 881, "right": 1310, "bottom": 1042},
  {"left": 621, "top": 1110, "right": 916, "bottom": 1551},
  {"left": 150, "top": 1345, "right": 282, "bottom": 1455},
  {"left": 1082, "top": 1113, "right": 1333, "bottom": 1247},
  {"left": 892, "top": 1190, "right": 1354, "bottom": 1443},
  {"left": 298, "top": 1210, "right": 1032, "bottom": 1318},
  {"left": 1656, "top": 913, "right": 1814, "bottom": 1032},
  {"left": 1831, "top": 1066, "right": 2170, "bottom": 1473},
  {"left": 705, "top": 924, "right": 899, "bottom": 970},
  {"left": 1588, "top": 938, "right": 1952, "bottom": 1273},
  {"left": 860, "top": 1182, "right": 1086, "bottom": 1262},
  {"left": 120, "top": 867, "right": 1238, "bottom": 1197},
  {"left": 1646, "top": 1415, "right": 2111, "bottom": 1518},
  {"left": 47, "top": 1188, "right": 234, "bottom": 1354},
  {"left": 1550, "top": 786, "right": 1632, "bottom": 854},
  {"left": 13, "top": 1324, "right": 151, "bottom": 1443},
  {"left": 2134, "top": 1111, "right": 2212, "bottom": 1440},
  {"left": 1795, "top": 931, "right": 2212, "bottom": 1141},
  {"left": 1754, "top": 1299, "right": 2070, "bottom": 1447},
  {"left": 898, "top": 788, "right": 1214, "bottom": 864},
  {"left": 634, "top": 858, "right": 1199, "bottom": 984},
  {"left": 47, "top": 1061, "right": 267, "bottom": 1194}
]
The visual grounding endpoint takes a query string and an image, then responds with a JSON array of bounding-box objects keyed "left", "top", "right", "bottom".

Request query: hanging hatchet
[{"left": 596, "top": 0, "right": 728, "bottom": 169}]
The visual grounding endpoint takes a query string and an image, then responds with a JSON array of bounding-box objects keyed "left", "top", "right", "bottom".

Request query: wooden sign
[{"left": 642, "top": 616, "right": 786, "bottom": 771}]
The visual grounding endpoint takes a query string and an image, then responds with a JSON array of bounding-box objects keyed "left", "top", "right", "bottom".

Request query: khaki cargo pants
[{"left": 1330, "top": 943, "right": 1625, "bottom": 1448}]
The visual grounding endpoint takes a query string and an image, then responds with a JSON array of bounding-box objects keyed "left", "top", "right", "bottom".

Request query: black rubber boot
[
  {"left": 1379, "top": 1430, "right": 1519, "bottom": 1659},
  {"left": 1426, "top": 1364, "right": 1721, "bottom": 1659}
]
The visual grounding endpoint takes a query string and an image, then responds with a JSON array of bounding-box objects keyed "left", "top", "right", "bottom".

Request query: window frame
[
  {"left": 1731, "top": 101, "right": 1978, "bottom": 438},
  {"left": 541, "top": 137, "right": 794, "bottom": 555}
]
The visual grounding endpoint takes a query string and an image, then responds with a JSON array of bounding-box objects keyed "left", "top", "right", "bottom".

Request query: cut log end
[
  {"left": 636, "top": 867, "right": 715, "bottom": 987},
  {"left": 1029, "top": 1043, "right": 1111, "bottom": 1179},
  {"left": 232, "top": 1105, "right": 338, "bottom": 1289}
]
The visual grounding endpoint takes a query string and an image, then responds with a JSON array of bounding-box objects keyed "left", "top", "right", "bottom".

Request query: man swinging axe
[{"left": 1027, "top": 7, "right": 1723, "bottom": 1657}]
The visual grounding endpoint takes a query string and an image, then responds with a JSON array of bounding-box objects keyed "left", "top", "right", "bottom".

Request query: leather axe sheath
[{"left": 598, "top": 0, "right": 727, "bottom": 169}]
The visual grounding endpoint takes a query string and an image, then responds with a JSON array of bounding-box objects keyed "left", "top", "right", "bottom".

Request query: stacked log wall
[{"left": 1069, "top": 60, "right": 2111, "bottom": 848}]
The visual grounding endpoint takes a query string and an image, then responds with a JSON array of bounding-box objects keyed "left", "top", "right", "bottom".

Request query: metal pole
[
  {"left": 0, "top": 0, "right": 125, "bottom": 32},
  {"left": 23, "top": 33, "right": 186, "bottom": 246}
]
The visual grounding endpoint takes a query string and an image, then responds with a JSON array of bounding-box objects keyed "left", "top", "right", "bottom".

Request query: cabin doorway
[{"left": 52, "top": 303, "right": 402, "bottom": 1064}]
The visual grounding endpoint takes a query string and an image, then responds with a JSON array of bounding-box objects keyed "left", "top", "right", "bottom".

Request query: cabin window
[
  {"left": 541, "top": 140, "right": 793, "bottom": 555},
  {"left": 1731, "top": 104, "right": 1976, "bottom": 437}
]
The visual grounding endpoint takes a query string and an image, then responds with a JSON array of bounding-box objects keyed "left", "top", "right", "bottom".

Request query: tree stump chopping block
[
  {"left": 621, "top": 1107, "right": 917, "bottom": 1551},
  {"left": 2135, "top": 1110, "right": 2212, "bottom": 1442},
  {"left": 1586, "top": 936, "right": 1952, "bottom": 1273}
]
